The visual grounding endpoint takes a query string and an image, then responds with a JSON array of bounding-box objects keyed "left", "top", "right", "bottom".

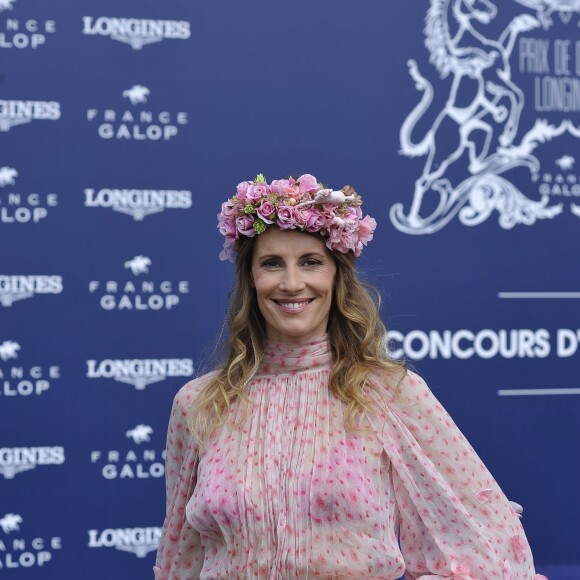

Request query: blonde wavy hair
[{"left": 188, "top": 233, "right": 405, "bottom": 445}]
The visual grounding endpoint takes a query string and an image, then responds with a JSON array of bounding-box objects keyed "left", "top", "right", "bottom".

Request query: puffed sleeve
[
  {"left": 154, "top": 374, "right": 217, "bottom": 579},
  {"left": 365, "top": 370, "right": 545, "bottom": 580}
]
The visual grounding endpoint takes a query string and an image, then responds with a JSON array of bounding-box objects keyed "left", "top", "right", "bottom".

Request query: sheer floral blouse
[{"left": 154, "top": 336, "right": 543, "bottom": 579}]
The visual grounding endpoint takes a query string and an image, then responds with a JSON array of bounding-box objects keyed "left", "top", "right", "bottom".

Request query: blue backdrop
[{"left": 1, "top": 0, "right": 579, "bottom": 578}]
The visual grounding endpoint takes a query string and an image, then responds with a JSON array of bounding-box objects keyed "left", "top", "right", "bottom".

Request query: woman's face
[{"left": 250, "top": 228, "right": 337, "bottom": 344}]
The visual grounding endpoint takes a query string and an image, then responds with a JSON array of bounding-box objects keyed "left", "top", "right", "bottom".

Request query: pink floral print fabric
[{"left": 155, "top": 336, "right": 544, "bottom": 579}]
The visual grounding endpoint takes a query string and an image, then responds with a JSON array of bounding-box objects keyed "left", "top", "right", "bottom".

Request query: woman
[{"left": 155, "top": 174, "right": 544, "bottom": 579}]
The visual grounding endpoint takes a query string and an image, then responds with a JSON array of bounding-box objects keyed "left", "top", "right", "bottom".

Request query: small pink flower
[
  {"left": 343, "top": 206, "right": 358, "bottom": 220},
  {"left": 320, "top": 207, "right": 337, "bottom": 227},
  {"left": 235, "top": 215, "right": 256, "bottom": 237},
  {"left": 270, "top": 178, "right": 295, "bottom": 196},
  {"left": 256, "top": 199, "right": 276, "bottom": 224},
  {"left": 276, "top": 205, "right": 296, "bottom": 229},
  {"left": 297, "top": 174, "right": 318, "bottom": 193},
  {"left": 246, "top": 183, "right": 270, "bottom": 201},
  {"left": 357, "top": 215, "right": 376, "bottom": 245},
  {"left": 220, "top": 199, "right": 238, "bottom": 217},
  {"left": 303, "top": 209, "right": 326, "bottom": 233},
  {"left": 327, "top": 226, "right": 354, "bottom": 254},
  {"left": 218, "top": 214, "right": 237, "bottom": 238},
  {"left": 236, "top": 181, "right": 250, "bottom": 199},
  {"left": 293, "top": 205, "right": 308, "bottom": 228}
]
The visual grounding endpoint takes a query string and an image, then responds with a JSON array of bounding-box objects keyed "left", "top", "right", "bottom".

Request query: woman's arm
[
  {"left": 154, "top": 381, "right": 207, "bottom": 579},
  {"left": 367, "top": 371, "right": 544, "bottom": 579}
]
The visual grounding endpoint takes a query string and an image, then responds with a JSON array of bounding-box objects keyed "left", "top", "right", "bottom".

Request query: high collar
[{"left": 258, "top": 335, "right": 332, "bottom": 375}]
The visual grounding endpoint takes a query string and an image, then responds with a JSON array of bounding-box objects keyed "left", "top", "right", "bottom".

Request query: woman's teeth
[{"left": 277, "top": 300, "right": 311, "bottom": 309}]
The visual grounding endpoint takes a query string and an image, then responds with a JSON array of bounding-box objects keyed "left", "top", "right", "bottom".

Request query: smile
[{"left": 273, "top": 299, "right": 314, "bottom": 312}]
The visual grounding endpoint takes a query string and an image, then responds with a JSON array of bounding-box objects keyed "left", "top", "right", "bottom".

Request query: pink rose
[
  {"left": 293, "top": 205, "right": 309, "bottom": 229},
  {"left": 306, "top": 214, "right": 326, "bottom": 233},
  {"left": 270, "top": 178, "right": 295, "bottom": 196},
  {"left": 319, "top": 205, "right": 336, "bottom": 227},
  {"left": 327, "top": 226, "right": 354, "bottom": 254},
  {"left": 246, "top": 183, "right": 271, "bottom": 201},
  {"left": 296, "top": 206, "right": 326, "bottom": 232},
  {"left": 256, "top": 199, "right": 276, "bottom": 224},
  {"left": 297, "top": 174, "right": 318, "bottom": 194},
  {"left": 236, "top": 181, "right": 250, "bottom": 199},
  {"left": 276, "top": 205, "right": 296, "bottom": 229},
  {"left": 218, "top": 213, "right": 237, "bottom": 238},
  {"left": 235, "top": 215, "right": 256, "bottom": 237},
  {"left": 357, "top": 215, "right": 376, "bottom": 246},
  {"left": 220, "top": 199, "right": 238, "bottom": 217}
]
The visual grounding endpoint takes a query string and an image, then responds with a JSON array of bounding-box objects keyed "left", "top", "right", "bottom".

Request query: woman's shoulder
[
  {"left": 172, "top": 368, "right": 221, "bottom": 409},
  {"left": 367, "top": 366, "right": 431, "bottom": 405},
  {"left": 367, "top": 363, "right": 418, "bottom": 390}
]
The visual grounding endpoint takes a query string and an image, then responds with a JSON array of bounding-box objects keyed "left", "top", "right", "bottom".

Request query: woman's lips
[{"left": 272, "top": 298, "right": 314, "bottom": 313}]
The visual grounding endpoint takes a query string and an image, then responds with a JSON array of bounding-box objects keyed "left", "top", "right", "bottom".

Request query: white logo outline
[
  {"left": 122, "top": 85, "right": 150, "bottom": 105},
  {"left": 81, "top": 17, "right": 191, "bottom": 51},
  {"left": 0, "top": 101, "right": 61, "bottom": 133},
  {"left": 86, "top": 358, "right": 193, "bottom": 390},
  {"left": 111, "top": 205, "right": 164, "bottom": 220},
  {"left": 0, "top": 513, "right": 22, "bottom": 533},
  {"left": 0, "top": 167, "right": 18, "bottom": 187},
  {"left": 84, "top": 187, "right": 192, "bottom": 221},
  {"left": 514, "top": 0, "right": 580, "bottom": 28},
  {"left": 0, "top": 291, "right": 34, "bottom": 307},
  {"left": 0, "top": 276, "right": 63, "bottom": 307},
  {"left": 115, "top": 543, "right": 157, "bottom": 558},
  {"left": 87, "top": 527, "right": 161, "bottom": 558},
  {"left": 0, "top": 462, "right": 35, "bottom": 479},
  {"left": 124, "top": 256, "right": 151, "bottom": 276},
  {"left": 0, "top": 117, "right": 29, "bottom": 132},
  {"left": 0, "top": 340, "right": 20, "bottom": 361},
  {"left": 555, "top": 154, "right": 575, "bottom": 170},
  {"left": 126, "top": 424, "right": 153, "bottom": 444},
  {"left": 0, "top": 446, "right": 65, "bottom": 479},
  {"left": 0, "top": 0, "right": 16, "bottom": 13},
  {"left": 391, "top": 0, "right": 580, "bottom": 234}
]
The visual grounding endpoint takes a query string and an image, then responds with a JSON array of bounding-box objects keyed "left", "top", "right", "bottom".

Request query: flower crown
[{"left": 217, "top": 173, "right": 377, "bottom": 262}]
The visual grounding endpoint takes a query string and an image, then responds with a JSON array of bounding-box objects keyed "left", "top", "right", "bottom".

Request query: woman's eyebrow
[
  {"left": 301, "top": 252, "right": 326, "bottom": 259},
  {"left": 256, "top": 251, "right": 326, "bottom": 260}
]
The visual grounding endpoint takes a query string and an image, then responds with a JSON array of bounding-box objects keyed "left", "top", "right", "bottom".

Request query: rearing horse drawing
[{"left": 397, "top": 0, "right": 539, "bottom": 227}]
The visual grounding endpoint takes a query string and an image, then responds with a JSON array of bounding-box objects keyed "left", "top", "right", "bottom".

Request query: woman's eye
[
  {"left": 304, "top": 258, "right": 322, "bottom": 267},
  {"left": 261, "top": 260, "right": 280, "bottom": 268}
]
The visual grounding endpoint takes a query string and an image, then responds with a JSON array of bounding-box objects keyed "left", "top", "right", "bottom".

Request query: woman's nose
[{"left": 279, "top": 266, "right": 305, "bottom": 293}]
